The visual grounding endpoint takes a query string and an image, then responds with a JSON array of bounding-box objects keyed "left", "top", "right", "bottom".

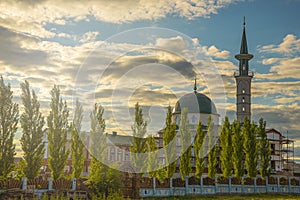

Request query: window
[
  {"left": 271, "top": 144, "right": 275, "bottom": 154},
  {"left": 125, "top": 150, "right": 129, "bottom": 161},
  {"left": 271, "top": 161, "right": 275, "bottom": 170},
  {"left": 242, "top": 97, "right": 245, "bottom": 103},
  {"left": 117, "top": 149, "right": 123, "bottom": 161},
  {"left": 191, "top": 115, "right": 196, "bottom": 124},
  {"left": 242, "top": 89, "right": 245, "bottom": 94},
  {"left": 242, "top": 107, "right": 245, "bottom": 112},
  {"left": 110, "top": 147, "right": 115, "bottom": 161}
]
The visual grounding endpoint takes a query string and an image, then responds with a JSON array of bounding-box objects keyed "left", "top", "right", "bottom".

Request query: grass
[{"left": 144, "top": 194, "right": 300, "bottom": 200}]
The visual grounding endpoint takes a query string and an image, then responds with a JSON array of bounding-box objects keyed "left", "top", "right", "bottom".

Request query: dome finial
[{"left": 194, "top": 77, "right": 197, "bottom": 93}]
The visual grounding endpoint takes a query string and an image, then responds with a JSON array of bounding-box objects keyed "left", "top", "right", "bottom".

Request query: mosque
[{"left": 40, "top": 19, "right": 295, "bottom": 177}]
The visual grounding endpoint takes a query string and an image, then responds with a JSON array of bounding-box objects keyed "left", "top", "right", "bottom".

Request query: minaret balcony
[
  {"left": 235, "top": 53, "right": 253, "bottom": 60},
  {"left": 234, "top": 70, "right": 254, "bottom": 77}
]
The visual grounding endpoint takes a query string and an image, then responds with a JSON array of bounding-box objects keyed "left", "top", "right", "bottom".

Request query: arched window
[
  {"left": 242, "top": 89, "right": 245, "bottom": 94},
  {"left": 242, "top": 97, "right": 245, "bottom": 103},
  {"left": 242, "top": 107, "right": 245, "bottom": 112}
]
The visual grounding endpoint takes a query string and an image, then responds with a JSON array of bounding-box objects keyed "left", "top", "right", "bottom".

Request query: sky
[{"left": 0, "top": 0, "right": 299, "bottom": 159}]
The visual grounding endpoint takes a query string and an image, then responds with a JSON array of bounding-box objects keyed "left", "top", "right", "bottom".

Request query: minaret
[{"left": 234, "top": 17, "right": 253, "bottom": 123}]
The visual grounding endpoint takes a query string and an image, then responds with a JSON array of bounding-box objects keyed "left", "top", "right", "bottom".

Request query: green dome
[{"left": 174, "top": 92, "right": 218, "bottom": 114}]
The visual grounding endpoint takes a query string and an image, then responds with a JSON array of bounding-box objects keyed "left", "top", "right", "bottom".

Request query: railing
[
  {"left": 234, "top": 71, "right": 254, "bottom": 77},
  {"left": 140, "top": 176, "right": 300, "bottom": 197}
]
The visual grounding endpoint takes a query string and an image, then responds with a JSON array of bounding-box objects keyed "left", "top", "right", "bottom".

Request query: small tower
[{"left": 234, "top": 17, "right": 253, "bottom": 123}]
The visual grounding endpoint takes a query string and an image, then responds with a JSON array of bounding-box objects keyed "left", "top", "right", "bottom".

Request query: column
[
  {"left": 185, "top": 176, "right": 188, "bottom": 195},
  {"left": 72, "top": 178, "right": 76, "bottom": 190},
  {"left": 48, "top": 178, "right": 53, "bottom": 190},
  {"left": 22, "top": 177, "right": 27, "bottom": 190}
]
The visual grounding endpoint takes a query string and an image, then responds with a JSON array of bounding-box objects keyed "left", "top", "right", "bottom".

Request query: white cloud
[
  {"left": 79, "top": 31, "right": 100, "bottom": 43},
  {"left": 201, "top": 45, "right": 230, "bottom": 59},
  {"left": 0, "top": 0, "right": 242, "bottom": 39},
  {"left": 259, "top": 34, "right": 300, "bottom": 56}
]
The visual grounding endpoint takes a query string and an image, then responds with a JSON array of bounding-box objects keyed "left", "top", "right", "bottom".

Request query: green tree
[
  {"left": 207, "top": 115, "right": 218, "bottom": 178},
  {"left": 88, "top": 104, "right": 121, "bottom": 196},
  {"left": 70, "top": 99, "right": 85, "bottom": 178},
  {"left": 0, "top": 76, "right": 18, "bottom": 178},
  {"left": 243, "top": 117, "right": 258, "bottom": 178},
  {"left": 88, "top": 160, "right": 121, "bottom": 196},
  {"left": 89, "top": 103, "right": 106, "bottom": 160},
  {"left": 163, "top": 105, "right": 177, "bottom": 179},
  {"left": 219, "top": 116, "right": 232, "bottom": 178},
  {"left": 232, "top": 120, "right": 244, "bottom": 178},
  {"left": 130, "top": 102, "right": 147, "bottom": 173},
  {"left": 88, "top": 103, "right": 106, "bottom": 180},
  {"left": 146, "top": 136, "right": 158, "bottom": 178},
  {"left": 20, "top": 80, "right": 45, "bottom": 179},
  {"left": 258, "top": 118, "right": 271, "bottom": 179},
  {"left": 47, "top": 85, "right": 69, "bottom": 180},
  {"left": 194, "top": 120, "right": 205, "bottom": 178},
  {"left": 179, "top": 108, "right": 192, "bottom": 180}
]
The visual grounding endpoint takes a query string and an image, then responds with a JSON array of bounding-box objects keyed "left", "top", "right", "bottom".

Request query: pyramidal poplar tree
[
  {"left": 70, "top": 99, "right": 85, "bottom": 178},
  {"left": 163, "top": 105, "right": 177, "bottom": 179},
  {"left": 219, "top": 116, "right": 233, "bottom": 178},
  {"left": 20, "top": 80, "right": 45, "bottom": 179},
  {"left": 179, "top": 108, "right": 192, "bottom": 180},
  {"left": 0, "top": 76, "right": 18, "bottom": 178},
  {"left": 47, "top": 85, "right": 70, "bottom": 180},
  {"left": 258, "top": 118, "right": 271, "bottom": 179},
  {"left": 146, "top": 136, "right": 158, "bottom": 178},
  {"left": 194, "top": 120, "right": 205, "bottom": 178},
  {"left": 88, "top": 103, "right": 107, "bottom": 189},
  {"left": 243, "top": 117, "right": 258, "bottom": 178},
  {"left": 131, "top": 102, "right": 147, "bottom": 173},
  {"left": 207, "top": 115, "right": 218, "bottom": 178},
  {"left": 232, "top": 120, "right": 244, "bottom": 178}
]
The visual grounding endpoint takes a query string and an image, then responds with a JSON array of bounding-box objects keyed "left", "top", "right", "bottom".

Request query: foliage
[
  {"left": 70, "top": 99, "right": 85, "bottom": 178},
  {"left": 13, "top": 159, "right": 26, "bottom": 180},
  {"left": 88, "top": 103, "right": 113, "bottom": 195},
  {"left": 0, "top": 76, "right": 18, "bottom": 178},
  {"left": 130, "top": 102, "right": 147, "bottom": 173},
  {"left": 219, "top": 116, "right": 232, "bottom": 178},
  {"left": 146, "top": 136, "right": 158, "bottom": 178},
  {"left": 163, "top": 105, "right": 177, "bottom": 179},
  {"left": 88, "top": 160, "right": 122, "bottom": 196},
  {"left": 90, "top": 103, "right": 107, "bottom": 161},
  {"left": 179, "top": 108, "right": 192, "bottom": 180},
  {"left": 243, "top": 117, "right": 258, "bottom": 178},
  {"left": 47, "top": 85, "right": 70, "bottom": 180},
  {"left": 207, "top": 116, "right": 218, "bottom": 178},
  {"left": 232, "top": 120, "right": 244, "bottom": 178},
  {"left": 20, "top": 80, "right": 45, "bottom": 179},
  {"left": 257, "top": 118, "right": 271, "bottom": 179},
  {"left": 194, "top": 120, "right": 205, "bottom": 178}
]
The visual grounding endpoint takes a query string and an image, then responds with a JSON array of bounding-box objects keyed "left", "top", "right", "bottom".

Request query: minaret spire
[
  {"left": 235, "top": 17, "right": 253, "bottom": 76},
  {"left": 240, "top": 16, "right": 248, "bottom": 54},
  {"left": 193, "top": 77, "right": 197, "bottom": 93},
  {"left": 234, "top": 17, "right": 254, "bottom": 123}
]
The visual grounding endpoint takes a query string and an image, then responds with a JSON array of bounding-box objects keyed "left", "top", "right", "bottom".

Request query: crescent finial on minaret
[{"left": 194, "top": 77, "right": 197, "bottom": 93}]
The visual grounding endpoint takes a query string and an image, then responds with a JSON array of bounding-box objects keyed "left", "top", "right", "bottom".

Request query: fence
[
  {"left": 0, "top": 177, "right": 88, "bottom": 199},
  {"left": 139, "top": 176, "right": 300, "bottom": 197}
]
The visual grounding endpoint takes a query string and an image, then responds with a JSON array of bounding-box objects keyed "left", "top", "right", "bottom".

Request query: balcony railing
[{"left": 234, "top": 70, "right": 254, "bottom": 77}]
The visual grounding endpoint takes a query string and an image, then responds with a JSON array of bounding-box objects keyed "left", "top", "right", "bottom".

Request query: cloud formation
[{"left": 0, "top": 0, "right": 241, "bottom": 39}]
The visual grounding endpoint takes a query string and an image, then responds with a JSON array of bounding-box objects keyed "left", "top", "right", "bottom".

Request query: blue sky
[{"left": 0, "top": 0, "right": 299, "bottom": 159}]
